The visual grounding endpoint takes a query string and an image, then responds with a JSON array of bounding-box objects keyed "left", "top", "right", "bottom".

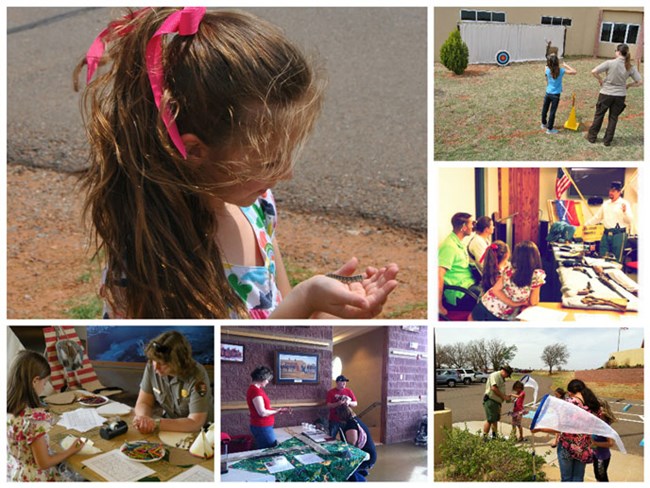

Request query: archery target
[{"left": 495, "top": 50, "right": 511, "bottom": 66}]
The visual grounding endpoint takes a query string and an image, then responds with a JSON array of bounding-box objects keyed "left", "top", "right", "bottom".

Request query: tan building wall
[
  {"left": 435, "top": 7, "right": 643, "bottom": 62},
  {"left": 607, "top": 348, "right": 644, "bottom": 367}
]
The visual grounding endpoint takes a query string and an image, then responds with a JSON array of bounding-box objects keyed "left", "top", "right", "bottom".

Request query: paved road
[
  {"left": 7, "top": 7, "right": 427, "bottom": 231},
  {"left": 436, "top": 378, "right": 644, "bottom": 456}
]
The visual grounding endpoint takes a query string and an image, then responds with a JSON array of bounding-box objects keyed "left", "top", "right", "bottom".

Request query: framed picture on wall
[
  {"left": 221, "top": 343, "right": 244, "bottom": 362},
  {"left": 275, "top": 351, "right": 319, "bottom": 384}
]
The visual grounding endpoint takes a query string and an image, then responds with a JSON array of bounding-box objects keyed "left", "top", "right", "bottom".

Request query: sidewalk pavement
[{"left": 454, "top": 421, "right": 643, "bottom": 482}]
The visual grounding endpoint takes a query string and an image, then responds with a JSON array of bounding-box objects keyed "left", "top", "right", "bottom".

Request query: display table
[
  {"left": 549, "top": 243, "right": 638, "bottom": 314},
  {"left": 47, "top": 398, "right": 214, "bottom": 481},
  {"left": 221, "top": 426, "right": 368, "bottom": 482}
]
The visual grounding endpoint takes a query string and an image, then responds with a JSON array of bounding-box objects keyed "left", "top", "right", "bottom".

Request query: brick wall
[
  {"left": 384, "top": 326, "right": 428, "bottom": 444},
  {"left": 221, "top": 326, "right": 332, "bottom": 437},
  {"left": 575, "top": 368, "right": 644, "bottom": 384}
]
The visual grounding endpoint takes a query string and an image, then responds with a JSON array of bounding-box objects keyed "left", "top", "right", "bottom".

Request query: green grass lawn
[{"left": 434, "top": 58, "right": 644, "bottom": 161}]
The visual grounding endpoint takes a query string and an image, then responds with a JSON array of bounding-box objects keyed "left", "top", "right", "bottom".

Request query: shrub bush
[
  {"left": 440, "top": 29, "right": 469, "bottom": 75},
  {"left": 439, "top": 427, "right": 547, "bottom": 482}
]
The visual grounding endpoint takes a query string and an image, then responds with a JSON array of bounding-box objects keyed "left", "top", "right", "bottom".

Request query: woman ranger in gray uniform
[{"left": 133, "top": 331, "right": 213, "bottom": 433}]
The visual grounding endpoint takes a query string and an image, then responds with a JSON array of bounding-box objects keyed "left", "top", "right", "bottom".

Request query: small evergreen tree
[{"left": 440, "top": 29, "right": 469, "bottom": 75}]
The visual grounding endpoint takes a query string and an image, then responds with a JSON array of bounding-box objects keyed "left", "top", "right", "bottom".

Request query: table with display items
[
  {"left": 47, "top": 395, "right": 214, "bottom": 482},
  {"left": 545, "top": 242, "right": 638, "bottom": 315},
  {"left": 221, "top": 426, "right": 368, "bottom": 482}
]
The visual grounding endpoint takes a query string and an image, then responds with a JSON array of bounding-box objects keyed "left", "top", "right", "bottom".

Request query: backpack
[{"left": 352, "top": 419, "right": 367, "bottom": 450}]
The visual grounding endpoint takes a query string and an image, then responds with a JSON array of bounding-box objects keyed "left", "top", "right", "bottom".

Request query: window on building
[
  {"left": 460, "top": 10, "right": 505, "bottom": 23},
  {"left": 541, "top": 16, "right": 572, "bottom": 27},
  {"left": 600, "top": 22, "right": 639, "bottom": 44}
]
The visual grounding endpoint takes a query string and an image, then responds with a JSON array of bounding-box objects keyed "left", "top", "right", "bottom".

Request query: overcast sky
[{"left": 436, "top": 327, "right": 644, "bottom": 370}]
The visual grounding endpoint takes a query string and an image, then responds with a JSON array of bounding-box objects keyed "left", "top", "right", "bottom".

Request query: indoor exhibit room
[
  {"left": 7, "top": 326, "right": 215, "bottom": 482},
  {"left": 437, "top": 167, "right": 638, "bottom": 322},
  {"left": 220, "top": 325, "right": 428, "bottom": 482}
]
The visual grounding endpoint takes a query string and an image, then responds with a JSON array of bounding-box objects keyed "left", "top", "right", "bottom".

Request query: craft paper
[
  {"left": 517, "top": 306, "right": 567, "bottom": 322},
  {"left": 58, "top": 408, "right": 106, "bottom": 432},
  {"left": 264, "top": 456, "right": 295, "bottom": 474},
  {"left": 531, "top": 394, "right": 626, "bottom": 453},
  {"left": 81, "top": 449, "right": 156, "bottom": 481},
  {"left": 168, "top": 465, "right": 214, "bottom": 482},
  {"left": 61, "top": 435, "right": 101, "bottom": 455},
  {"left": 189, "top": 430, "right": 214, "bottom": 459}
]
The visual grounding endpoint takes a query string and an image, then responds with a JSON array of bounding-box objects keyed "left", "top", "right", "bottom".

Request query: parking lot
[{"left": 435, "top": 376, "right": 644, "bottom": 456}]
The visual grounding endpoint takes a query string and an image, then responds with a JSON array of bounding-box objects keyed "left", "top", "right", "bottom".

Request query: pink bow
[
  {"left": 479, "top": 243, "right": 498, "bottom": 264},
  {"left": 85, "top": 8, "right": 151, "bottom": 83},
  {"left": 146, "top": 7, "right": 207, "bottom": 158}
]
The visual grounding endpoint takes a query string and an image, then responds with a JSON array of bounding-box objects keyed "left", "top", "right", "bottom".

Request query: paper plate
[
  {"left": 120, "top": 441, "right": 166, "bottom": 463},
  {"left": 77, "top": 394, "right": 109, "bottom": 407},
  {"left": 159, "top": 431, "right": 194, "bottom": 450},
  {"left": 97, "top": 402, "right": 132, "bottom": 416}
]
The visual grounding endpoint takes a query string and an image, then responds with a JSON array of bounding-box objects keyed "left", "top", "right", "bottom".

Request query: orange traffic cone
[{"left": 564, "top": 93, "right": 580, "bottom": 131}]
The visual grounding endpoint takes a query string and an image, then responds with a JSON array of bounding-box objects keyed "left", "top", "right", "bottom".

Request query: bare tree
[
  {"left": 487, "top": 338, "right": 518, "bottom": 371},
  {"left": 435, "top": 344, "right": 454, "bottom": 368},
  {"left": 467, "top": 338, "right": 489, "bottom": 371},
  {"left": 541, "top": 343, "right": 569, "bottom": 374}
]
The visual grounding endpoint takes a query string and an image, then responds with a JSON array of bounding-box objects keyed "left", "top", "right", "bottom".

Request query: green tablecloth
[{"left": 231, "top": 437, "right": 367, "bottom": 482}]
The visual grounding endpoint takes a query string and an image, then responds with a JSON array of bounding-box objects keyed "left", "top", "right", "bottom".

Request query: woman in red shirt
[{"left": 247, "top": 366, "right": 288, "bottom": 448}]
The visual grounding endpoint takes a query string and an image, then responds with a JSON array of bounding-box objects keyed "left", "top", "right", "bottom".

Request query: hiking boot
[
  {"left": 546, "top": 128, "right": 559, "bottom": 134},
  {"left": 603, "top": 141, "right": 612, "bottom": 147},
  {"left": 585, "top": 134, "right": 596, "bottom": 143}
]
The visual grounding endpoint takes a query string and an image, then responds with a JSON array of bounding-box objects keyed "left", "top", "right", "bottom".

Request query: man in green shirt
[
  {"left": 482, "top": 365, "right": 513, "bottom": 439},
  {"left": 438, "top": 212, "right": 480, "bottom": 316}
]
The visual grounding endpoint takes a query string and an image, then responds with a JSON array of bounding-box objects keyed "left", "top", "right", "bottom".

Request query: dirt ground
[{"left": 7, "top": 165, "right": 427, "bottom": 319}]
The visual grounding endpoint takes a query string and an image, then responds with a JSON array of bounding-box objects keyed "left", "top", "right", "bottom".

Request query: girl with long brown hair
[
  {"left": 586, "top": 43, "right": 642, "bottom": 146},
  {"left": 74, "top": 8, "right": 398, "bottom": 319},
  {"left": 541, "top": 53, "right": 577, "bottom": 134},
  {"left": 7, "top": 351, "right": 86, "bottom": 481}
]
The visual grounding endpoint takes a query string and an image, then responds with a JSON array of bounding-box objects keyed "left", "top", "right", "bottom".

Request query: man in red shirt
[{"left": 326, "top": 375, "right": 358, "bottom": 438}]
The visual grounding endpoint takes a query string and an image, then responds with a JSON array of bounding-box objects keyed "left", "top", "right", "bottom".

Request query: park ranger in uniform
[
  {"left": 585, "top": 180, "right": 633, "bottom": 263},
  {"left": 133, "top": 331, "right": 213, "bottom": 433}
]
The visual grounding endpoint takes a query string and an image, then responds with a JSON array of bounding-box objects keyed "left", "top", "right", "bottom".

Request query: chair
[{"left": 439, "top": 284, "right": 480, "bottom": 321}]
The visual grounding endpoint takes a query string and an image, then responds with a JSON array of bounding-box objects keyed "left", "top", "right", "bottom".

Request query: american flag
[{"left": 555, "top": 168, "right": 571, "bottom": 200}]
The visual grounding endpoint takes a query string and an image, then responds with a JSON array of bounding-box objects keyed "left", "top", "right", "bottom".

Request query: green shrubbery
[
  {"left": 439, "top": 427, "right": 547, "bottom": 482},
  {"left": 440, "top": 29, "right": 469, "bottom": 75}
]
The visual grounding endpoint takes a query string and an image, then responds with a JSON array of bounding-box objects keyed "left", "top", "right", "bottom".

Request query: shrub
[
  {"left": 440, "top": 29, "right": 469, "bottom": 75},
  {"left": 439, "top": 427, "right": 547, "bottom": 482}
]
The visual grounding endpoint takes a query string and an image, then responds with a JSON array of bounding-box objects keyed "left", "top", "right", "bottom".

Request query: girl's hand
[
  {"left": 307, "top": 259, "right": 399, "bottom": 318},
  {"left": 67, "top": 437, "right": 87, "bottom": 455}
]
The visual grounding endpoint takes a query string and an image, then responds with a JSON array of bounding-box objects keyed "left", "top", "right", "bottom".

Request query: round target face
[{"left": 495, "top": 50, "right": 511, "bottom": 66}]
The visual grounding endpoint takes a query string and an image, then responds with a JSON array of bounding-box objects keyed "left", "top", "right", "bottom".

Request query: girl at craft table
[
  {"left": 76, "top": 7, "right": 398, "bottom": 319},
  {"left": 132, "top": 331, "right": 213, "bottom": 433},
  {"left": 7, "top": 351, "right": 86, "bottom": 481}
]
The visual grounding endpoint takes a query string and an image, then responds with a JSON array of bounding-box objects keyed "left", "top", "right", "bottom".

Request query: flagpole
[{"left": 561, "top": 167, "right": 595, "bottom": 218}]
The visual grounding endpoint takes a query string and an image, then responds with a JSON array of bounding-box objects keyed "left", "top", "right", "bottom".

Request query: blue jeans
[
  {"left": 329, "top": 421, "right": 342, "bottom": 439},
  {"left": 542, "top": 93, "right": 561, "bottom": 130},
  {"left": 557, "top": 444, "right": 586, "bottom": 482},
  {"left": 250, "top": 425, "right": 277, "bottom": 449}
]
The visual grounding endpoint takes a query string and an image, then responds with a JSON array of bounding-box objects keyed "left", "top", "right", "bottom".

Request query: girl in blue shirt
[{"left": 541, "top": 54, "right": 577, "bottom": 134}]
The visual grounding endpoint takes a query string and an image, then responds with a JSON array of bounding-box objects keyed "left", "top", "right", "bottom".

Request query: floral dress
[
  {"left": 7, "top": 408, "right": 62, "bottom": 481},
  {"left": 480, "top": 264, "right": 546, "bottom": 320},
  {"left": 558, "top": 397, "right": 599, "bottom": 464},
  {"left": 102, "top": 190, "right": 282, "bottom": 319},
  {"left": 223, "top": 190, "right": 282, "bottom": 318}
]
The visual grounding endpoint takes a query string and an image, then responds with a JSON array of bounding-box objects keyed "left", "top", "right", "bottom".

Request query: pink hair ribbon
[
  {"left": 145, "top": 7, "right": 207, "bottom": 158},
  {"left": 85, "top": 8, "right": 151, "bottom": 83},
  {"left": 479, "top": 242, "right": 499, "bottom": 264}
]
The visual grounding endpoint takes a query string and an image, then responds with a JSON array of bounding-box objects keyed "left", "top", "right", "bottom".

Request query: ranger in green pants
[{"left": 585, "top": 181, "right": 633, "bottom": 262}]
